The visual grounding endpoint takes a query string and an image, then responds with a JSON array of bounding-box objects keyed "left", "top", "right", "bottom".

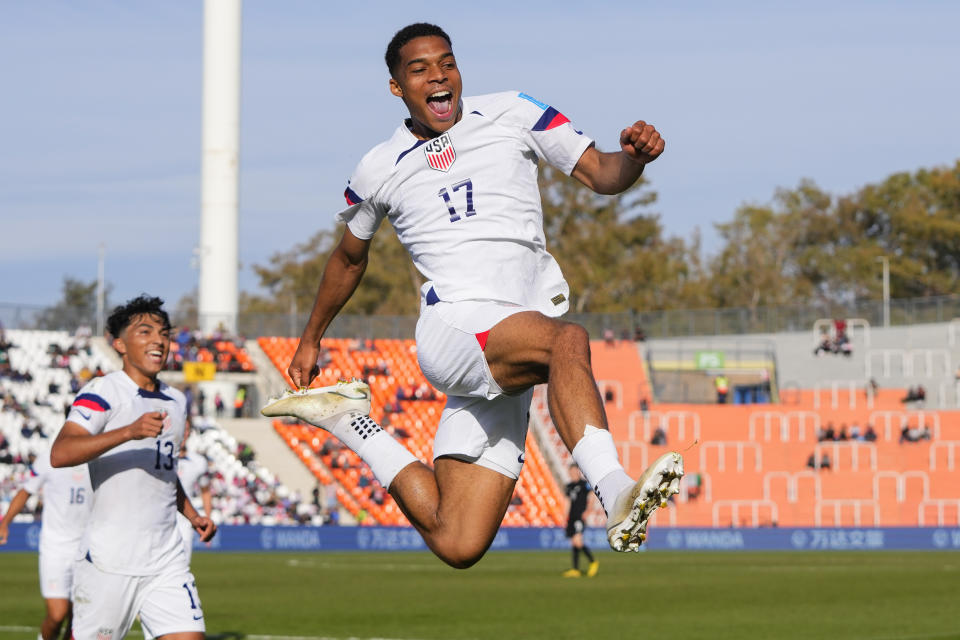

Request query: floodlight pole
[
  {"left": 876, "top": 256, "right": 890, "bottom": 328},
  {"left": 198, "top": 0, "right": 242, "bottom": 334}
]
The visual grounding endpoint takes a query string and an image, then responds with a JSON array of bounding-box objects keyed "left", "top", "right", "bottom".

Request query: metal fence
[{"left": 4, "top": 294, "right": 959, "bottom": 340}]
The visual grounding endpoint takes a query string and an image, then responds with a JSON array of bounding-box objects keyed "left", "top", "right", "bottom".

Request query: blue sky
[{"left": 1, "top": 1, "right": 957, "bottom": 309}]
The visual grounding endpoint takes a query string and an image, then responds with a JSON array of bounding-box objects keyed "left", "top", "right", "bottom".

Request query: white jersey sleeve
[
  {"left": 338, "top": 137, "right": 398, "bottom": 240},
  {"left": 22, "top": 462, "right": 43, "bottom": 495},
  {"left": 496, "top": 91, "right": 594, "bottom": 175},
  {"left": 67, "top": 376, "right": 113, "bottom": 435}
]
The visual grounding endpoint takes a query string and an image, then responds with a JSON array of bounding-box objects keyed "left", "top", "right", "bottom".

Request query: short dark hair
[
  {"left": 385, "top": 23, "right": 452, "bottom": 76},
  {"left": 106, "top": 294, "right": 171, "bottom": 339}
]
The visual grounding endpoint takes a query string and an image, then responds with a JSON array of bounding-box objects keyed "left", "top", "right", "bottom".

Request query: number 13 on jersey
[{"left": 438, "top": 179, "right": 476, "bottom": 222}]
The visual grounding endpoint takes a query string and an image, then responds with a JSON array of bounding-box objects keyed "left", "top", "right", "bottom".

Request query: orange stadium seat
[
  {"left": 584, "top": 340, "right": 960, "bottom": 528},
  {"left": 259, "top": 337, "right": 567, "bottom": 526}
]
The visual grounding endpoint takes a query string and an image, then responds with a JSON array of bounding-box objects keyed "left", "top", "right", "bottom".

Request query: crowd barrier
[{"left": 3, "top": 524, "right": 960, "bottom": 553}]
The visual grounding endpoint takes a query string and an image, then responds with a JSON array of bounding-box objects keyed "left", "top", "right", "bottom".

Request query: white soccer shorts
[
  {"left": 71, "top": 557, "right": 205, "bottom": 640},
  {"left": 415, "top": 282, "right": 534, "bottom": 479},
  {"left": 38, "top": 547, "right": 78, "bottom": 599}
]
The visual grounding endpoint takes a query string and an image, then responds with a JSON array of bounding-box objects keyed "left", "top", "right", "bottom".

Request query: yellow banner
[{"left": 182, "top": 361, "right": 216, "bottom": 382}]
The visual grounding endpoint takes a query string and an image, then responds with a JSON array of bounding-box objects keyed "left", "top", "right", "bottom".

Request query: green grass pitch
[{"left": 1, "top": 550, "right": 958, "bottom": 639}]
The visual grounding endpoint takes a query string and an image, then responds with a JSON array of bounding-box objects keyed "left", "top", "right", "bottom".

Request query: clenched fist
[
  {"left": 127, "top": 411, "right": 166, "bottom": 440},
  {"left": 620, "top": 120, "right": 665, "bottom": 165}
]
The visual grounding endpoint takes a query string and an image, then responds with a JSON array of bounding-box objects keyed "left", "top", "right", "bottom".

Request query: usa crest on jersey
[{"left": 424, "top": 133, "right": 456, "bottom": 172}]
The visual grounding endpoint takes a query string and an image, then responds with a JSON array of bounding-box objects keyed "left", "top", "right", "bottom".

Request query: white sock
[
  {"left": 571, "top": 424, "right": 634, "bottom": 514},
  {"left": 330, "top": 413, "right": 418, "bottom": 488}
]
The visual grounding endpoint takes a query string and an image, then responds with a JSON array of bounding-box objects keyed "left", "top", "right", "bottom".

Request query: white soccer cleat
[
  {"left": 260, "top": 379, "right": 372, "bottom": 430},
  {"left": 606, "top": 451, "right": 684, "bottom": 552}
]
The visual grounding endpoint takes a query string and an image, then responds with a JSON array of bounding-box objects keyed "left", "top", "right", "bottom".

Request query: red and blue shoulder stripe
[
  {"left": 73, "top": 393, "right": 110, "bottom": 412},
  {"left": 344, "top": 185, "right": 363, "bottom": 206},
  {"left": 517, "top": 92, "right": 572, "bottom": 131}
]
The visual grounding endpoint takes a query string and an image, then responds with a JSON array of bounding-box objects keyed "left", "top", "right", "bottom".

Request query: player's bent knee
[
  {"left": 439, "top": 547, "right": 487, "bottom": 570},
  {"left": 554, "top": 323, "right": 591, "bottom": 358},
  {"left": 434, "top": 537, "right": 492, "bottom": 569}
]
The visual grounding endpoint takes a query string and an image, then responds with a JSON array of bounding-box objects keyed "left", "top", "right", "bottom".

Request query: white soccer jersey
[
  {"left": 22, "top": 447, "right": 92, "bottom": 552},
  {"left": 337, "top": 91, "right": 594, "bottom": 316},
  {"left": 67, "top": 371, "right": 188, "bottom": 576}
]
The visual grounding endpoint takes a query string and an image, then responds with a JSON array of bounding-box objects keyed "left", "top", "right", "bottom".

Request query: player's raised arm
[
  {"left": 288, "top": 228, "right": 373, "bottom": 388},
  {"left": 50, "top": 412, "right": 165, "bottom": 468},
  {"left": 571, "top": 120, "right": 665, "bottom": 195}
]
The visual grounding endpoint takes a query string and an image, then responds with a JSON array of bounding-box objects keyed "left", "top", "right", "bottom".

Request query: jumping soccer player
[
  {"left": 264, "top": 23, "right": 682, "bottom": 569},
  {"left": 50, "top": 295, "right": 216, "bottom": 640},
  {"left": 0, "top": 447, "right": 92, "bottom": 639}
]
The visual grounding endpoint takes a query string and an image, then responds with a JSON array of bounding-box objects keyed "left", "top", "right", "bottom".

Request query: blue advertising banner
[{"left": 3, "top": 523, "right": 959, "bottom": 553}]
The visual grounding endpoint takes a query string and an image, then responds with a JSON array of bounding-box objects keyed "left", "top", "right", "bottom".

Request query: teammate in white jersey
[
  {"left": 175, "top": 422, "right": 212, "bottom": 565},
  {"left": 0, "top": 447, "right": 92, "bottom": 640},
  {"left": 50, "top": 295, "right": 216, "bottom": 640},
  {"left": 267, "top": 23, "right": 683, "bottom": 569}
]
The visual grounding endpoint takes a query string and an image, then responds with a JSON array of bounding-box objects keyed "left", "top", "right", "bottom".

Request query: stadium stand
[
  {"left": 258, "top": 336, "right": 567, "bottom": 526},
  {"left": 167, "top": 327, "right": 256, "bottom": 372},
  {"left": 0, "top": 329, "right": 308, "bottom": 525},
  {"left": 587, "top": 321, "right": 960, "bottom": 529},
  {"left": 259, "top": 325, "right": 960, "bottom": 530}
]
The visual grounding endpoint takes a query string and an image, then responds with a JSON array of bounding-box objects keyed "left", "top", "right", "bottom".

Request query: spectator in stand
[
  {"left": 633, "top": 325, "right": 646, "bottom": 342},
  {"left": 639, "top": 397, "right": 649, "bottom": 414},
  {"left": 807, "top": 452, "right": 831, "bottom": 470},
  {"left": 234, "top": 386, "right": 246, "bottom": 418},
  {"left": 817, "top": 423, "right": 833, "bottom": 442},
  {"left": 603, "top": 328, "right": 615, "bottom": 347},
  {"left": 863, "top": 424, "right": 878, "bottom": 442},
  {"left": 813, "top": 333, "right": 834, "bottom": 356},
  {"left": 901, "top": 385, "right": 926, "bottom": 405},
  {"left": 686, "top": 473, "right": 702, "bottom": 500},
  {"left": 358, "top": 470, "right": 372, "bottom": 489},
  {"left": 650, "top": 426, "right": 667, "bottom": 446},
  {"left": 837, "top": 425, "right": 849, "bottom": 441},
  {"left": 849, "top": 422, "right": 862, "bottom": 441},
  {"left": 900, "top": 421, "right": 932, "bottom": 444},
  {"left": 715, "top": 375, "right": 729, "bottom": 404},
  {"left": 604, "top": 386, "right": 616, "bottom": 404}
]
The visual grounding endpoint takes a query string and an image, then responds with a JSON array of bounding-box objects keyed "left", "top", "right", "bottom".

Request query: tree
[
  {"left": 539, "top": 164, "right": 705, "bottom": 312},
  {"left": 35, "top": 277, "right": 105, "bottom": 332},
  {"left": 246, "top": 223, "right": 422, "bottom": 317},
  {"left": 744, "top": 162, "right": 960, "bottom": 307}
]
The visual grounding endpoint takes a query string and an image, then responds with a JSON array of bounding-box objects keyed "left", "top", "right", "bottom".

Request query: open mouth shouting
[{"left": 426, "top": 90, "right": 456, "bottom": 120}]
